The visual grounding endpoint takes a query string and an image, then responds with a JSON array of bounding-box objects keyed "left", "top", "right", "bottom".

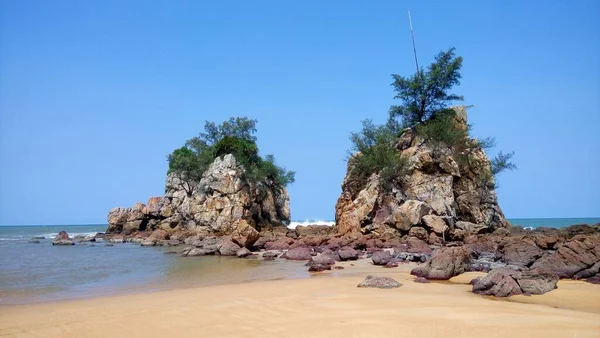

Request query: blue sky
[{"left": 1, "top": 0, "right": 598, "bottom": 225}]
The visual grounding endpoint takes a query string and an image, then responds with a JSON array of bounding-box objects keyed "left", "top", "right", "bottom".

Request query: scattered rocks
[
  {"left": 52, "top": 231, "right": 75, "bottom": 246},
  {"left": 411, "top": 247, "right": 470, "bottom": 280},
  {"left": 357, "top": 275, "right": 402, "bottom": 289}
]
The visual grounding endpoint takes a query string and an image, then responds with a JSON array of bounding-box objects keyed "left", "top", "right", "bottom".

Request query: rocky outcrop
[
  {"left": 334, "top": 107, "right": 508, "bottom": 242},
  {"left": 106, "top": 154, "right": 290, "bottom": 247},
  {"left": 530, "top": 235, "right": 600, "bottom": 278},
  {"left": 52, "top": 231, "right": 75, "bottom": 246},
  {"left": 471, "top": 267, "right": 559, "bottom": 297},
  {"left": 410, "top": 246, "right": 471, "bottom": 280}
]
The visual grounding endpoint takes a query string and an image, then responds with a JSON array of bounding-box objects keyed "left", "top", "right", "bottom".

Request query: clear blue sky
[{"left": 1, "top": 0, "right": 599, "bottom": 225}]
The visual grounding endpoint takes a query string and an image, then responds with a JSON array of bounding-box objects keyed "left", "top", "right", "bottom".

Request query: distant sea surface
[{"left": 1, "top": 217, "right": 598, "bottom": 305}]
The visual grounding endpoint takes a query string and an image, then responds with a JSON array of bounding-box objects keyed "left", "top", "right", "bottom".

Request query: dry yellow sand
[{"left": 1, "top": 260, "right": 599, "bottom": 338}]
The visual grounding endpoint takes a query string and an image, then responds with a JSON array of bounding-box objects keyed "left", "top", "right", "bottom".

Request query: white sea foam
[
  {"left": 38, "top": 232, "right": 100, "bottom": 239},
  {"left": 287, "top": 220, "right": 335, "bottom": 229}
]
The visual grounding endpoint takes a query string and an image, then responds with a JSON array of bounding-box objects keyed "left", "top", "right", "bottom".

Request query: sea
[{"left": 1, "top": 218, "right": 598, "bottom": 305}]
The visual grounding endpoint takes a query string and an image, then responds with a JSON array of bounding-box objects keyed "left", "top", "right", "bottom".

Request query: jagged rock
[
  {"left": 408, "top": 227, "right": 428, "bottom": 240},
  {"left": 52, "top": 231, "right": 74, "bottom": 246},
  {"left": 471, "top": 267, "right": 559, "bottom": 297},
  {"left": 422, "top": 215, "right": 448, "bottom": 235},
  {"left": 496, "top": 238, "right": 544, "bottom": 267},
  {"left": 530, "top": 235, "right": 600, "bottom": 278},
  {"left": 231, "top": 220, "right": 260, "bottom": 248},
  {"left": 411, "top": 247, "right": 470, "bottom": 280},
  {"left": 357, "top": 275, "right": 402, "bottom": 289},
  {"left": 455, "top": 221, "right": 487, "bottom": 235},
  {"left": 372, "top": 251, "right": 393, "bottom": 266}
]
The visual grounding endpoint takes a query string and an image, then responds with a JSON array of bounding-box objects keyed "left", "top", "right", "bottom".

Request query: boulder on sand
[
  {"left": 338, "top": 247, "right": 359, "bottom": 261},
  {"left": 410, "top": 247, "right": 470, "bottom": 280},
  {"left": 52, "top": 231, "right": 75, "bottom": 246},
  {"left": 357, "top": 275, "right": 402, "bottom": 289}
]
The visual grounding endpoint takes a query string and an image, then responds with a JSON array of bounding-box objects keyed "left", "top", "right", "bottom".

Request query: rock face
[
  {"left": 106, "top": 154, "right": 291, "bottom": 247},
  {"left": 471, "top": 267, "right": 559, "bottom": 297},
  {"left": 357, "top": 275, "right": 402, "bottom": 289},
  {"left": 334, "top": 107, "right": 508, "bottom": 242},
  {"left": 410, "top": 247, "right": 471, "bottom": 280}
]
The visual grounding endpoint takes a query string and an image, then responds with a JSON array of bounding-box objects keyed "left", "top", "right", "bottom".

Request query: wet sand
[{"left": 1, "top": 259, "right": 599, "bottom": 338}]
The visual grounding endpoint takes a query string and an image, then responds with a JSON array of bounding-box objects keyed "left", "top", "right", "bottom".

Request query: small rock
[
  {"left": 236, "top": 247, "right": 252, "bottom": 258},
  {"left": 164, "top": 251, "right": 178, "bottom": 255},
  {"left": 384, "top": 262, "right": 398, "bottom": 268},
  {"left": 414, "top": 277, "right": 430, "bottom": 283},
  {"left": 262, "top": 252, "right": 279, "bottom": 260},
  {"left": 372, "top": 251, "right": 393, "bottom": 266},
  {"left": 104, "top": 244, "right": 114, "bottom": 247},
  {"left": 338, "top": 247, "right": 359, "bottom": 261},
  {"left": 334, "top": 266, "right": 345, "bottom": 270},
  {"left": 28, "top": 240, "right": 41, "bottom": 244},
  {"left": 357, "top": 275, "right": 402, "bottom": 289},
  {"left": 308, "top": 263, "right": 332, "bottom": 272},
  {"left": 52, "top": 231, "right": 75, "bottom": 246},
  {"left": 31, "top": 236, "right": 45, "bottom": 240},
  {"left": 219, "top": 240, "right": 241, "bottom": 256},
  {"left": 284, "top": 247, "right": 312, "bottom": 261}
]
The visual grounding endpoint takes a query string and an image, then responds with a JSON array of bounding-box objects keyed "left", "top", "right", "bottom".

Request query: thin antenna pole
[{"left": 408, "top": 9, "right": 420, "bottom": 76}]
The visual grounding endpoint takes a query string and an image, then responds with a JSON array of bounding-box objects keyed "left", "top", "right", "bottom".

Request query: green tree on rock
[{"left": 167, "top": 117, "right": 295, "bottom": 197}]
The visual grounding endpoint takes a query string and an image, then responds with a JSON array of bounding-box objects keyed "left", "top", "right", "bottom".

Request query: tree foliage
[
  {"left": 167, "top": 117, "right": 295, "bottom": 196},
  {"left": 349, "top": 120, "right": 408, "bottom": 185},
  {"left": 389, "top": 48, "right": 464, "bottom": 127},
  {"left": 349, "top": 48, "right": 515, "bottom": 188}
]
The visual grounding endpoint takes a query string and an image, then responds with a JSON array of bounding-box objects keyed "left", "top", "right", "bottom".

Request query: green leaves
[
  {"left": 167, "top": 117, "right": 294, "bottom": 196},
  {"left": 390, "top": 48, "right": 464, "bottom": 127},
  {"left": 349, "top": 120, "right": 408, "bottom": 186}
]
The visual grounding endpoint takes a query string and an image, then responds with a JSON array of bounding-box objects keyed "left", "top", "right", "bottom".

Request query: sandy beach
[{"left": 1, "top": 260, "right": 599, "bottom": 338}]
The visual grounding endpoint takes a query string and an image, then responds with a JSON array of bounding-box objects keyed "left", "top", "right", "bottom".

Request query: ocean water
[
  {"left": 1, "top": 217, "right": 598, "bottom": 305},
  {"left": 0, "top": 225, "right": 309, "bottom": 305}
]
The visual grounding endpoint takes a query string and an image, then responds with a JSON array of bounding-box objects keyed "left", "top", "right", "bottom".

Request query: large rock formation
[
  {"left": 106, "top": 154, "right": 290, "bottom": 248},
  {"left": 335, "top": 107, "right": 508, "bottom": 242}
]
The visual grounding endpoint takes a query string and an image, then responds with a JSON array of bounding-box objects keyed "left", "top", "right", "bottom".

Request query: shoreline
[{"left": 1, "top": 259, "right": 599, "bottom": 338}]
